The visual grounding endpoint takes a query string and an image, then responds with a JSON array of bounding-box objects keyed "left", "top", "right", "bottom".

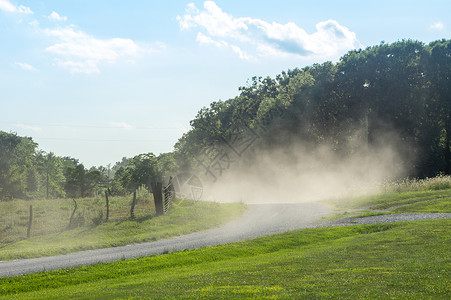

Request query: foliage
[
  {"left": 0, "top": 132, "right": 37, "bottom": 200},
  {"left": 111, "top": 152, "right": 178, "bottom": 195},
  {"left": 63, "top": 163, "right": 103, "bottom": 198},
  {"left": 35, "top": 151, "right": 66, "bottom": 199},
  {"left": 175, "top": 39, "right": 451, "bottom": 178}
]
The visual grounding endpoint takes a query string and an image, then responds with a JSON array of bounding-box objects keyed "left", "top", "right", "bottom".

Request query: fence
[{"left": 163, "top": 179, "right": 175, "bottom": 214}]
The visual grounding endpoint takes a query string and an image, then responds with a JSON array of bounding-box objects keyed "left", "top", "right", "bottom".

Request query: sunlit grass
[
  {"left": 1, "top": 219, "right": 449, "bottom": 299},
  {"left": 0, "top": 188, "right": 155, "bottom": 244},
  {"left": 321, "top": 175, "right": 451, "bottom": 218},
  {"left": 0, "top": 195, "right": 246, "bottom": 260},
  {"left": 391, "top": 197, "right": 451, "bottom": 213},
  {"left": 381, "top": 174, "right": 451, "bottom": 193},
  {"left": 325, "top": 188, "right": 451, "bottom": 212}
]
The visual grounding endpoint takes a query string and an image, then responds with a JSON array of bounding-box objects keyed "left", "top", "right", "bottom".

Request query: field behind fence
[{"left": 0, "top": 188, "right": 155, "bottom": 244}]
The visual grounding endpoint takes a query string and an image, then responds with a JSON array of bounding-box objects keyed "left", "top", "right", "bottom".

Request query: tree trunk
[{"left": 151, "top": 182, "right": 164, "bottom": 216}]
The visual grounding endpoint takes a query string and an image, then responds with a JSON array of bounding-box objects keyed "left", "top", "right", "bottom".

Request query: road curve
[{"left": 0, "top": 203, "right": 449, "bottom": 278}]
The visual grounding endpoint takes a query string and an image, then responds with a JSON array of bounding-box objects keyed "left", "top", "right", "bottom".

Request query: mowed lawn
[{"left": 1, "top": 218, "right": 449, "bottom": 299}]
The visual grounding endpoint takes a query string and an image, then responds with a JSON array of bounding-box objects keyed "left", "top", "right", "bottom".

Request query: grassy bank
[
  {"left": 0, "top": 195, "right": 246, "bottom": 260},
  {"left": 1, "top": 219, "right": 449, "bottom": 299},
  {"left": 322, "top": 176, "right": 451, "bottom": 219}
]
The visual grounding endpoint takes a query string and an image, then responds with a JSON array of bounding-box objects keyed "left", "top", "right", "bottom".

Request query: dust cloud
[{"left": 201, "top": 137, "right": 407, "bottom": 204}]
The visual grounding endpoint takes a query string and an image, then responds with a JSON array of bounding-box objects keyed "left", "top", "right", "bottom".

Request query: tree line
[
  {"left": 1, "top": 39, "right": 449, "bottom": 200},
  {"left": 174, "top": 39, "right": 450, "bottom": 178},
  {"left": 0, "top": 131, "right": 176, "bottom": 200}
]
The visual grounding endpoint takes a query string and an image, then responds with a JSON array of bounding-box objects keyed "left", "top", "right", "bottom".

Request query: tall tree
[
  {"left": 429, "top": 39, "right": 451, "bottom": 174},
  {"left": 36, "top": 151, "right": 65, "bottom": 199},
  {"left": 0, "top": 131, "right": 37, "bottom": 200}
]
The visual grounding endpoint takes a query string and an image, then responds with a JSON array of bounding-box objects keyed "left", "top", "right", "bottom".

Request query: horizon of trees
[
  {"left": 1, "top": 39, "right": 450, "bottom": 200},
  {"left": 174, "top": 39, "right": 450, "bottom": 179}
]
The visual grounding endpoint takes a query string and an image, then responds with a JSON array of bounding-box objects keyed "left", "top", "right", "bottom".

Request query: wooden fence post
[
  {"left": 130, "top": 190, "right": 137, "bottom": 219},
  {"left": 27, "top": 205, "right": 33, "bottom": 238},
  {"left": 68, "top": 199, "right": 77, "bottom": 229},
  {"left": 105, "top": 190, "right": 110, "bottom": 221}
]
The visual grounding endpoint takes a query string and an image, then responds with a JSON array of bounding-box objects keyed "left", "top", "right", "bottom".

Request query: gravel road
[{"left": 0, "top": 203, "right": 449, "bottom": 278}]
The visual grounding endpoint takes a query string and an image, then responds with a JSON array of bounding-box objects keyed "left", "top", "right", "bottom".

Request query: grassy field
[
  {"left": 322, "top": 175, "right": 451, "bottom": 219},
  {"left": 0, "top": 176, "right": 449, "bottom": 298},
  {"left": 0, "top": 219, "right": 449, "bottom": 299},
  {"left": 0, "top": 192, "right": 246, "bottom": 260}
]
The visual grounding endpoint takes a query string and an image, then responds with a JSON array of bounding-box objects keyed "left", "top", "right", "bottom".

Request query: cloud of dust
[{"left": 202, "top": 136, "right": 407, "bottom": 204}]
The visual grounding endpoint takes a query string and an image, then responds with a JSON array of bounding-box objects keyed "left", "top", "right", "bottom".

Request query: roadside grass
[
  {"left": 0, "top": 196, "right": 246, "bottom": 260},
  {"left": 1, "top": 219, "right": 449, "bottom": 299},
  {"left": 391, "top": 197, "right": 451, "bottom": 213},
  {"left": 381, "top": 174, "right": 451, "bottom": 193},
  {"left": 326, "top": 189, "right": 451, "bottom": 211},
  {"left": 321, "top": 176, "right": 451, "bottom": 219}
]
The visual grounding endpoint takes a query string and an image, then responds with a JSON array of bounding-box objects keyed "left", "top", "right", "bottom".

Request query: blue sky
[{"left": 1, "top": 0, "right": 449, "bottom": 167}]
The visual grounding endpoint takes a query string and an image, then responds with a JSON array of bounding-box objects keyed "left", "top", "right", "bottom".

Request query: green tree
[
  {"left": 0, "top": 131, "right": 37, "bottom": 200},
  {"left": 173, "top": 39, "right": 450, "bottom": 178},
  {"left": 64, "top": 162, "right": 102, "bottom": 198},
  {"left": 36, "top": 151, "right": 65, "bottom": 199},
  {"left": 429, "top": 39, "right": 451, "bottom": 174}
]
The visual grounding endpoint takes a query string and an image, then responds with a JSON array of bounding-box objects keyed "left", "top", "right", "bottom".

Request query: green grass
[
  {"left": 1, "top": 219, "right": 449, "bottom": 299},
  {"left": 323, "top": 176, "right": 451, "bottom": 212},
  {"left": 320, "top": 177, "right": 451, "bottom": 220},
  {"left": 1, "top": 176, "right": 449, "bottom": 298},
  {"left": 0, "top": 196, "right": 246, "bottom": 260},
  {"left": 0, "top": 190, "right": 157, "bottom": 244},
  {"left": 325, "top": 189, "right": 451, "bottom": 212},
  {"left": 381, "top": 174, "right": 451, "bottom": 193},
  {"left": 391, "top": 197, "right": 451, "bottom": 213},
  {"left": 350, "top": 211, "right": 394, "bottom": 218}
]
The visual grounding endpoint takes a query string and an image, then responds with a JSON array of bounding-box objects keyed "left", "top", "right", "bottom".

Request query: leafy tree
[
  {"left": 174, "top": 39, "right": 450, "bottom": 178},
  {"left": 36, "top": 151, "right": 65, "bottom": 199},
  {"left": 111, "top": 153, "right": 177, "bottom": 195},
  {"left": 0, "top": 131, "right": 37, "bottom": 200},
  {"left": 428, "top": 39, "right": 451, "bottom": 175},
  {"left": 64, "top": 162, "right": 102, "bottom": 198}
]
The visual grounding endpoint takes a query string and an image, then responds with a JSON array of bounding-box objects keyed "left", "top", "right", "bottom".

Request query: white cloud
[
  {"left": 0, "top": 0, "right": 33, "bottom": 14},
  {"left": 196, "top": 32, "right": 228, "bottom": 48},
  {"left": 111, "top": 121, "right": 134, "bottom": 130},
  {"left": 0, "top": 0, "right": 15, "bottom": 12},
  {"left": 17, "top": 4, "right": 32, "bottom": 14},
  {"left": 430, "top": 22, "right": 444, "bottom": 30},
  {"left": 178, "top": 1, "right": 361, "bottom": 60},
  {"left": 16, "top": 123, "right": 42, "bottom": 132},
  {"left": 15, "top": 62, "right": 37, "bottom": 71},
  {"left": 43, "top": 26, "right": 156, "bottom": 74},
  {"left": 48, "top": 11, "right": 67, "bottom": 22},
  {"left": 230, "top": 44, "right": 253, "bottom": 61}
]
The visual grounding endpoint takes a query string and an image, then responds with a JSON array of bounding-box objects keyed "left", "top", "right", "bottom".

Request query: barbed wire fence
[{"left": 163, "top": 178, "right": 175, "bottom": 214}]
